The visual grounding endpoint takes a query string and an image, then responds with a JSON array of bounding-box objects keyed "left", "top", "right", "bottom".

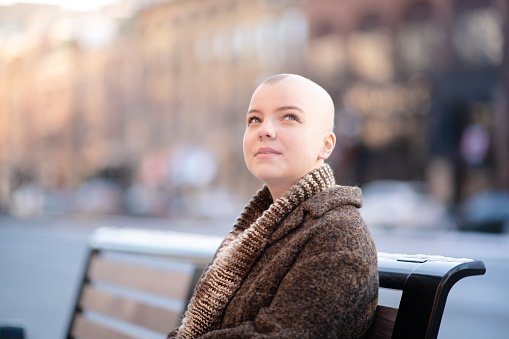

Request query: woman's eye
[
  {"left": 283, "top": 113, "right": 300, "bottom": 122},
  {"left": 247, "top": 116, "right": 261, "bottom": 125}
]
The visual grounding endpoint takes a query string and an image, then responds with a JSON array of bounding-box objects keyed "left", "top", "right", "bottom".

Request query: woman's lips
[{"left": 255, "top": 147, "right": 282, "bottom": 157}]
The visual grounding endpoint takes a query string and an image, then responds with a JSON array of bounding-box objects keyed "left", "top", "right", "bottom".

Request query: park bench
[{"left": 66, "top": 227, "right": 486, "bottom": 339}]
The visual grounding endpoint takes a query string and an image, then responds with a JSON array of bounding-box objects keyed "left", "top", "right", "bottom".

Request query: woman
[{"left": 170, "top": 74, "right": 378, "bottom": 338}]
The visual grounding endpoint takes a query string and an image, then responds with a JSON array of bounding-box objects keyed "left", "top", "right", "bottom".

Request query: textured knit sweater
[{"left": 170, "top": 164, "right": 378, "bottom": 338}]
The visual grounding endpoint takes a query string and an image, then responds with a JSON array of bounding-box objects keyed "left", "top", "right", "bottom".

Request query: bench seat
[{"left": 66, "top": 227, "right": 485, "bottom": 339}]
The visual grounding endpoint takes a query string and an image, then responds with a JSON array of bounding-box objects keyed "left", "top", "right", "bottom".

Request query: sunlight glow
[{"left": 0, "top": 0, "right": 117, "bottom": 11}]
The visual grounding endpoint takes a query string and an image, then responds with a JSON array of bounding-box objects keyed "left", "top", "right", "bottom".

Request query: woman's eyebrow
[
  {"left": 247, "top": 106, "right": 305, "bottom": 115},
  {"left": 277, "top": 105, "right": 305, "bottom": 114}
]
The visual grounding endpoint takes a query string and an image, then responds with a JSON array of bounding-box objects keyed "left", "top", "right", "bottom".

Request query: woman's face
[{"left": 243, "top": 77, "right": 335, "bottom": 195}]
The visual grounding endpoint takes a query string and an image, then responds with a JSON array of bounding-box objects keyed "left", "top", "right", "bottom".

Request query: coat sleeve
[{"left": 197, "top": 214, "right": 379, "bottom": 339}]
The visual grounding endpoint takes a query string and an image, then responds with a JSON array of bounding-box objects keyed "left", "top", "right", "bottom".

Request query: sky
[{"left": 0, "top": 0, "right": 117, "bottom": 11}]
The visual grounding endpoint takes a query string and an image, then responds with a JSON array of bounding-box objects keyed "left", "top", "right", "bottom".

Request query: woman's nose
[{"left": 258, "top": 121, "right": 276, "bottom": 140}]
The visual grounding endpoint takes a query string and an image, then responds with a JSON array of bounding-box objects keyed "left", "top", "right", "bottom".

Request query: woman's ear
[{"left": 318, "top": 132, "right": 336, "bottom": 160}]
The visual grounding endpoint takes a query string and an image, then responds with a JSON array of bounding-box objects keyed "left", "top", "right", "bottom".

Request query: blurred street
[
  {"left": 1, "top": 1, "right": 508, "bottom": 338},
  {"left": 1, "top": 214, "right": 508, "bottom": 339}
]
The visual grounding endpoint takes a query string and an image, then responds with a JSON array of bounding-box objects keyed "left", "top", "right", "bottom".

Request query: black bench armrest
[{"left": 375, "top": 252, "right": 486, "bottom": 339}]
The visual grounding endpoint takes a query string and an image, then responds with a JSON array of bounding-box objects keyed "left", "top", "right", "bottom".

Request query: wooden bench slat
[
  {"left": 72, "top": 314, "right": 136, "bottom": 339},
  {"left": 89, "top": 254, "right": 193, "bottom": 299},
  {"left": 365, "top": 305, "right": 398, "bottom": 339},
  {"left": 66, "top": 228, "right": 487, "bottom": 339},
  {"left": 80, "top": 285, "right": 180, "bottom": 333}
]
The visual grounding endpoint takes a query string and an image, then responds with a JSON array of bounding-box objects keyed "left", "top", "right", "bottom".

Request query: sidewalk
[{"left": 1, "top": 214, "right": 508, "bottom": 339}]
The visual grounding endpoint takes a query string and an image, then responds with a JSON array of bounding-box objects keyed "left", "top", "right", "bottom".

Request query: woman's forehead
[{"left": 249, "top": 81, "right": 311, "bottom": 108}]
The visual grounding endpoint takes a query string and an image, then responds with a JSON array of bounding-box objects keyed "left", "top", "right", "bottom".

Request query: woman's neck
[{"left": 267, "top": 186, "right": 286, "bottom": 202}]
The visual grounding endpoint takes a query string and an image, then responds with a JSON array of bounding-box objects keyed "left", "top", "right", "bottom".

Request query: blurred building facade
[
  {"left": 303, "top": 0, "right": 508, "bottom": 206},
  {"left": 0, "top": 0, "right": 507, "bottom": 219}
]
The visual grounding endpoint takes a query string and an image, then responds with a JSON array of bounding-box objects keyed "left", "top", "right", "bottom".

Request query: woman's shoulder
[
  {"left": 307, "top": 208, "right": 371, "bottom": 244},
  {"left": 302, "top": 191, "right": 375, "bottom": 252},
  {"left": 303, "top": 185, "right": 363, "bottom": 218},
  {"left": 303, "top": 210, "right": 377, "bottom": 266}
]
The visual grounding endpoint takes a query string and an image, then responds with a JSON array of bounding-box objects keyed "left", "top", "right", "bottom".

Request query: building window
[
  {"left": 452, "top": 3, "right": 503, "bottom": 67},
  {"left": 308, "top": 34, "right": 346, "bottom": 79},
  {"left": 255, "top": 15, "right": 277, "bottom": 65},
  {"left": 276, "top": 8, "right": 308, "bottom": 64},
  {"left": 347, "top": 26, "right": 394, "bottom": 83},
  {"left": 278, "top": 8, "right": 308, "bottom": 48},
  {"left": 398, "top": 2, "right": 443, "bottom": 73}
]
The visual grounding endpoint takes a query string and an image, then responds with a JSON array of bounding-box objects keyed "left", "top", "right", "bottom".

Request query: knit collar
[{"left": 176, "top": 164, "right": 336, "bottom": 339}]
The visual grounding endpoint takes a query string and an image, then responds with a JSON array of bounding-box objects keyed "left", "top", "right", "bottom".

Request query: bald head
[
  {"left": 244, "top": 73, "right": 337, "bottom": 197},
  {"left": 255, "top": 73, "right": 335, "bottom": 134}
]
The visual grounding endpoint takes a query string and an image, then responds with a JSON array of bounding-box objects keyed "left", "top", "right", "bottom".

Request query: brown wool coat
[{"left": 174, "top": 182, "right": 378, "bottom": 338}]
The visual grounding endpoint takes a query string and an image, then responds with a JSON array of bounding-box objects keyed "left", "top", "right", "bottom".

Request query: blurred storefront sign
[{"left": 343, "top": 80, "right": 430, "bottom": 149}]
